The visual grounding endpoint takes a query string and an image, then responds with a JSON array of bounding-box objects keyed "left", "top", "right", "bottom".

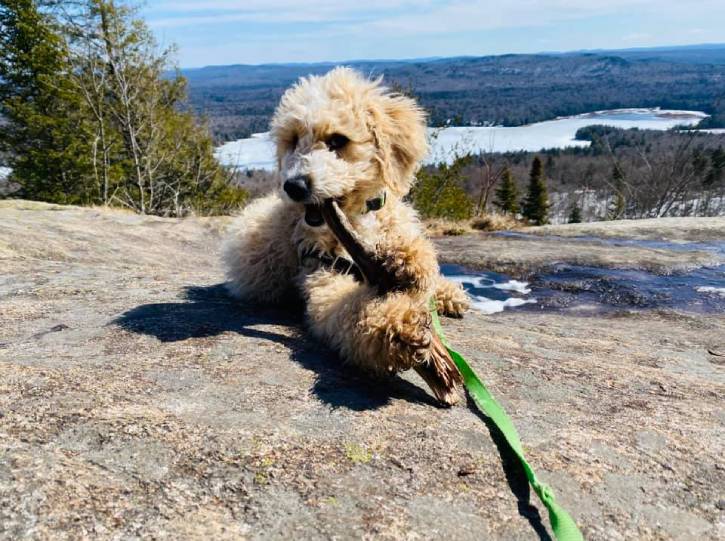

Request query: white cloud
[
  {"left": 143, "top": 1, "right": 725, "bottom": 65},
  {"left": 147, "top": 1, "right": 659, "bottom": 27},
  {"left": 146, "top": 0, "right": 725, "bottom": 39},
  {"left": 343, "top": 1, "right": 661, "bottom": 37},
  {"left": 147, "top": 0, "right": 431, "bottom": 27}
]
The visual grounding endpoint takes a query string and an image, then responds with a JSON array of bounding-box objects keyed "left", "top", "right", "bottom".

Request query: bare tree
[
  {"left": 472, "top": 153, "right": 506, "bottom": 215},
  {"left": 58, "top": 0, "right": 230, "bottom": 215},
  {"left": 596, "top": 129, "right": 716, "bottom": 219}
]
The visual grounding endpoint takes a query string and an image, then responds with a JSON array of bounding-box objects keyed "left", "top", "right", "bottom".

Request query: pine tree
[
  {"left": 568, "top": 205, "right": 582, "bottom": 223},
  {"left": 545, "top": 154, "right": 555, "bottom": 173},
  {"left": 705, "top": 146, "right": 725, "bottom": 187},
  {"left": 493, "top": 166, "right": 519, "bottom": 215},
  {"left": 607, "top": 165, "right": 626, "bottom": 220},
  {"left": 521, "top": 156, "right": 550, "bottom": 225},
  {"left": 0, "top": 0, "right": 95, "bottom": 203}
]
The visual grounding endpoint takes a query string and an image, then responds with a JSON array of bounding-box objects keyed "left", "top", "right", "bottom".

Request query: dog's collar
[
  {"left": 300, "top": 248, "right": 365, "bottom": 283},
  {"left": 305, "top": 191, "right": 386, "bottom": 228},
  {"left": 300, "top": 192, "right": 384, "bottom": 278}
]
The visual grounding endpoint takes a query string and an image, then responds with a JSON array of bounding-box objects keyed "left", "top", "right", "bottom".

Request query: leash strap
[{"left": 430, "top": 303, "right": 585, "bottom": 541}]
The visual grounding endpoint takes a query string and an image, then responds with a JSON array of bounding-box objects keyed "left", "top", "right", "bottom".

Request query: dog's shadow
[
  {"left": 114, "top": 283, "right": 551, "bottom": 540},
  {"left": 113, "top": 283, "right": 438, "bottom": 411}
]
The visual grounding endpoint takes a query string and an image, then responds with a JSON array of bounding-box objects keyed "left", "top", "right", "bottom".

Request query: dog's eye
[{"left": 326, "top": 134, "right": 349, "bottom": 152}]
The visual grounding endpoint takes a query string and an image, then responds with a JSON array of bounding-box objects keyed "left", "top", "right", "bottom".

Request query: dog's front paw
[
  {"left": 389, "top": 310, "right": 432, "bottom": 368},
  {"left": 358, "top": 292, "right": 463, "bottom": 406},
  {"left": 436, "top": 279, "right": 470, "bottom": 318},
  {"left": 376, "top": 240, "right": 436, "bottom": 293},
  {"left": 370, "top": 298, "right": 433, "bottom": 371},
  {"left": 378, "top": 248, "right": 422, "bottom": 292}
]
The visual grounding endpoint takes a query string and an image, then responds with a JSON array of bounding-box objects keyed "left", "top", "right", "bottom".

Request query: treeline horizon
[
  {"left": 233, "top": 126, "right": 725, "bottom": 225},
  {"left": 421, "top": 126, "right": 725, "bottom": 223},
  {"left": 181, "top": 50, "right": 725, "bottom": 143},
  {"left": 2, "top": 2, "right": 724, "bottom": 225}
]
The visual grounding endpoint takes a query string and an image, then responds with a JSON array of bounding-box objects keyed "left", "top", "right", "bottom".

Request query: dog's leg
[
  {"left": 222, "top": 193, "right": 300, "bottom": 303},
  {"left": 320, "top": 200, "right": 462, "bottom": 404},
  {"left": 372, "top": 240, "right": 465, "bottom": 403},
  {"left": 374, "top": 231, "right": 471, "bottom": 318},
  {"left": 303, "top": 269, "right": 430, "bottom": 372},
  {"left": 434, "top": 276, "right": 470, "bottom": 318},
  {"left": 303, "top": 269, "right": 460, "bottom": 405}
]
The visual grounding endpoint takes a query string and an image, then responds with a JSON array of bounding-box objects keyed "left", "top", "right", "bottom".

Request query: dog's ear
[{"left": 368, "top": 92, "right": 428, "bottom": 196}]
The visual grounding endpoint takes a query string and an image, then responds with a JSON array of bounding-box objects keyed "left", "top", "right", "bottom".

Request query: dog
[{"left": 222, "top": 67, "right": 469, "bottom": 405}]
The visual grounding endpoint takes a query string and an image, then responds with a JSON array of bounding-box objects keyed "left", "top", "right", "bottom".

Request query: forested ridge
[{"left": 182, "top": 45, "right": 725, "bottom": 142}]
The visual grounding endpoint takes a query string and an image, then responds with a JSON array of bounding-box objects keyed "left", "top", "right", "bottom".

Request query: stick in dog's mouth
[
  {"left": 320, "top": 198, "right": 400, "bottom": 295},
  {"left": 319, "top": 198, "right": 462, "bottom": 406}
]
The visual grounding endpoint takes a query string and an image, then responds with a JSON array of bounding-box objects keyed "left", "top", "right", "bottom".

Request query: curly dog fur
[{"left": 222, "top": 67, "right": 469, "bottom": 403}]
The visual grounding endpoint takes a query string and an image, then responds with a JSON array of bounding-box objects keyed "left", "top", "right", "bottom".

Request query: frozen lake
[
  {"left": 215, "top": 108, "right": 709, "bottom": 171},
  {"left": 442, "top": 235, "right": 725, "bottom": 316}
]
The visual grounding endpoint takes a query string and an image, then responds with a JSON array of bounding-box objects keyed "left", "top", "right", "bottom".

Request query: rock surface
[
  {"left": 436, "top": 217, "right": 725, "bottom": 276},
  {"left": 1, "top": 200, "right": 723, "bottom": 540}
]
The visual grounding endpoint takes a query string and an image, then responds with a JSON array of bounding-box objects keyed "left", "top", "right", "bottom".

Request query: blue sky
[{"left": 142, "top": 1, "right": 725, "bottom": 68}]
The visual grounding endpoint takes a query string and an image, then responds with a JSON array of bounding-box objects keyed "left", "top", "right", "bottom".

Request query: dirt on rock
[
  {"left": 531, "top": 216, "right": 725, "bottom": 242},
  {"left": 1, "top": 201, "right": 723, "bottom": 540}
]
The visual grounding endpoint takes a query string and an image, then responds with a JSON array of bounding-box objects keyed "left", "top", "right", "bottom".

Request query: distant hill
[
  {"left": 563, "top": 43, "right": 725, "bottom": 65},
  {"left": 181, "top": 44, "right": 725, "bottom": 142}
]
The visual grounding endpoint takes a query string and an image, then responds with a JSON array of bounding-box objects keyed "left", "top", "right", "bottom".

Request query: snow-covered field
[
  {"left": 215, "top": 108, "right": 710, "bottom": 171},
  {"left": 549, "top": 189, "right": 725, "bottom": 224}
]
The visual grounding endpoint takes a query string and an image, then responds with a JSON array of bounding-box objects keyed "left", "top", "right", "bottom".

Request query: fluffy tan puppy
[{"left": 222, "top": 67, "right": 469, "bottom": 404}]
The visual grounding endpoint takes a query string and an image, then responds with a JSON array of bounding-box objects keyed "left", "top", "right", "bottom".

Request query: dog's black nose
[{"left": 283, "top": 175, "right": 311, "bottom": 202}]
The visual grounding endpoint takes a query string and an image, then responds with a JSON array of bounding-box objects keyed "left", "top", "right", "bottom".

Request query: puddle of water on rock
[
  {"left": 440, "top": 263, "right": 538, "bottom": 315},
  {"left": 441, "top": 262, "right": 725, "bottom": 316},
  {"left": 529, "top": 263, "right": 725, "bottom": 315}
]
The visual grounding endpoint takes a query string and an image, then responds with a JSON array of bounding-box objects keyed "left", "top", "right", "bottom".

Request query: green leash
[{"left": 430, "top": 303, "right": 585, "bottom": 541}]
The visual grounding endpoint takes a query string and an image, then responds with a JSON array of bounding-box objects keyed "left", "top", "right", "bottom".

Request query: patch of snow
[
  {"left": 492, "top": 280, "right": 532, "bottom": 294},
  {"left": 445, "top": 275, "right": 494, "bottom": 288},
  {"left": 426, "top": 108, "right": 707, "bottom": 164},
  {"left": 548, "top": 189, "right": 725, "bottom": 224},
  {"left": 469, "top": 295, "right": 538, "bottom": 315},
  {"left": 577, "top": 108, "right": 708, "bottom": 120},
  {"left": 215, "top": 108, "right": 709, "bottom": 171},
  {"left": 446, "top": 275, "right": 532, "bottom": 294},
  {"left": 696, "top": 286, "right": 725, "bottom": 297},
  {"left": 0, "top": 167, "right": 11, "bottom": 181}
]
